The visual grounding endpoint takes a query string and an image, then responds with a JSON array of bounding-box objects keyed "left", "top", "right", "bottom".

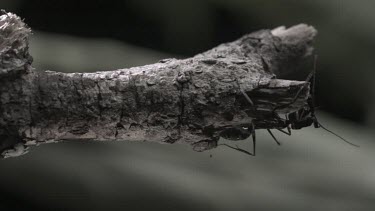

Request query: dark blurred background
[{"left": 1, "top": 0, "right": 375, "bottom": 210}]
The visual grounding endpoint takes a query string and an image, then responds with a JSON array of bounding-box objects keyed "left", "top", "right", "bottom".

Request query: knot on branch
[{"left": 0, "top": 11, "right": 33, "bottom": 77}]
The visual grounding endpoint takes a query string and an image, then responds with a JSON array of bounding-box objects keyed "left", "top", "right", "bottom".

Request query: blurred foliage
[
  {"left": 1, "top": 0, "right": 375, "bottom": 210},
  {"left": 29, "top": 32, "right": 171, "bottom": 73}
]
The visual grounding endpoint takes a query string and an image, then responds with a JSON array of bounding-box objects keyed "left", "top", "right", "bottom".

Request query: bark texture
[{"left": 0, "top": 12, "right": 317, "bottom": 158}]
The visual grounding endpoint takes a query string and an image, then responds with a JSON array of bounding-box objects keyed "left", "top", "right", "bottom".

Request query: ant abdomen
[{"left": 219, "top": 127, "right": 251, "bottom": 141}]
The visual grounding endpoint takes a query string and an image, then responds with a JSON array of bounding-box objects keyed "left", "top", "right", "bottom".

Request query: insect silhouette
[{"left": 219, "top": 55, "right": 359, "bottom": 156}]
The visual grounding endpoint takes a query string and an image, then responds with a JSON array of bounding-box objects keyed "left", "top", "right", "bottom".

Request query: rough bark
[{"left": 0, "top": 12, "right": 317, "bottom": 158}]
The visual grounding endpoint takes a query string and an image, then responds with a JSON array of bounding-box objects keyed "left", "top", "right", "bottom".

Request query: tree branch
[{"left": 0, "top": 12, "right": 317, "bottom": 158}]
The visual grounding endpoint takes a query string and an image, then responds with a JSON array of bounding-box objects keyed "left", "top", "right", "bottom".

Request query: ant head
[
  {"left": 287, "top": 108, "right": 314, "bottom": 129},
  {"left": 308, "top": 99, "right": 320, "bottom": 128}
]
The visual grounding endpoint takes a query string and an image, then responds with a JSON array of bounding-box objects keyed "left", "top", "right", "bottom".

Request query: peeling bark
[{"left": 0, "top": 12, "right": 317, "bottom": 158}]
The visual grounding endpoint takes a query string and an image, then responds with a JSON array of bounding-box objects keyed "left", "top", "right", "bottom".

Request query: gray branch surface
[{"left": 0, "top": 12, "right": 317, "bottom": 158}]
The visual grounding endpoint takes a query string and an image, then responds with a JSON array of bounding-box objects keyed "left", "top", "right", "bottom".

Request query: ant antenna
[
  {"left": 309, "top": 56, "right": 359, "bottom": 147},
  {"left": 272, "top": 61, "right": 315, "bottom": 114},
  {"left": 309, "top": 55, "right": 319, "bottom": 128},
  {"left": 316, "top": 121, "right": 359, "bottom": 147},
  {"left": 311, "top": 55, "right": 317, "bottom": 107}
]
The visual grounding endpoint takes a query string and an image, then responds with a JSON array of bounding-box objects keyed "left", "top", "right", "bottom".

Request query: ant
[{"left": 219, "top": 55, "right": 359, "bottom": 156}]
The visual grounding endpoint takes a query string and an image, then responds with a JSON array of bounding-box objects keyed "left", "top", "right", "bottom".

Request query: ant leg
[
  {"left": 234, "top": 78, "right": 255, "bottom": 107},
  {"left": 277, "top": 128, "right": 291, "bottom": 136},
  {"left": 218, "top": 144, "right": 253, "bottom": 156},
  {"left": 274, "top": 114, "right": 291, "bottom": 136},
  {"left": 267, "top": 129, "right": 281, "bottom": 145},
  {"left": 240, "top": 88, "right": 254, "bottom": 106},
  {"left": 251, "top": 122, "right": 256, "bottom": 156},
  {"left": 252, "top": 131, "right": 256, "bottom": 156},
  {"left": 298, "top": 109, "right": 305, "bottom": 120},
  {"left": 286, "top": 114, "right": 292, "bottom": 135}
]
